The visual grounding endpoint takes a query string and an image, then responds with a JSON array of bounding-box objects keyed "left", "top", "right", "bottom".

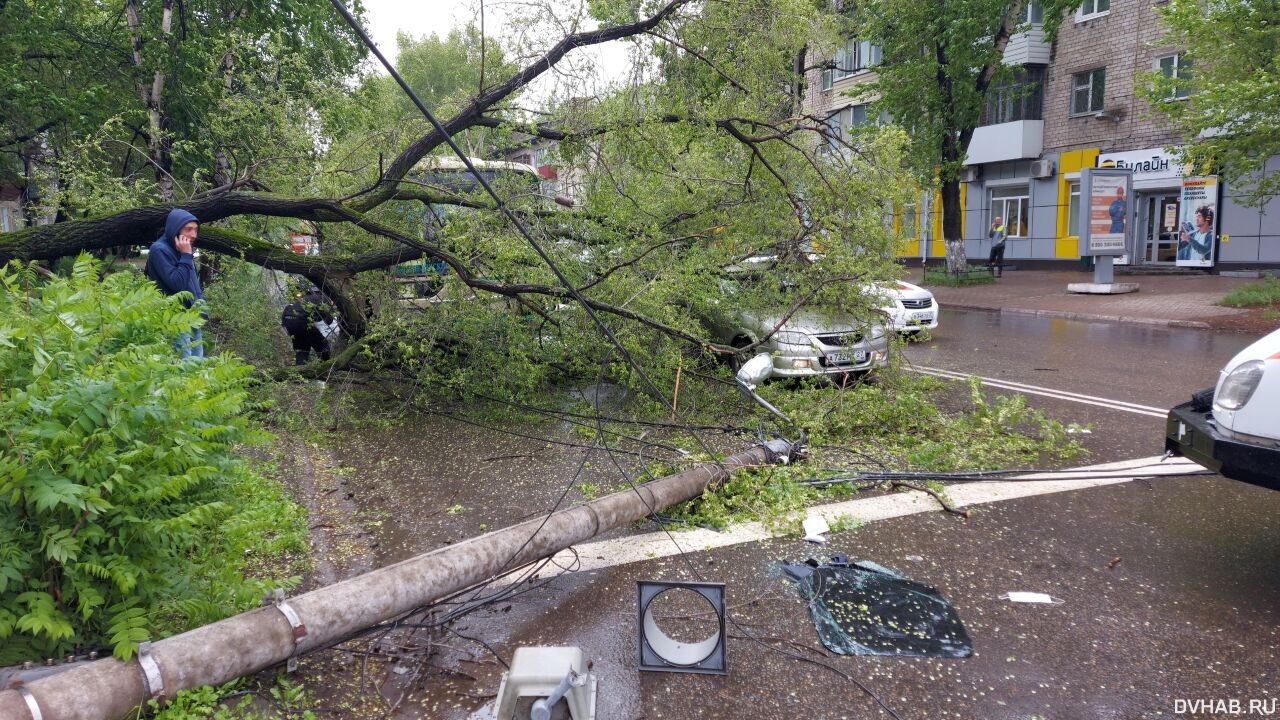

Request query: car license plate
[
  {"left": 911, "top": 311, "right": 933, "bottom": 321},
  {"left": 827, "top": 350, "right": 868, "bottom": 365}
]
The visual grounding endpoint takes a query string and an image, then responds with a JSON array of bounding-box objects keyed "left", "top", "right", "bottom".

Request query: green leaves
[
  {"left": 1143, "top": 0, "right": 1280, "bottom": 205},
  {"left": 0, "top": 255, "right": 306, "bottom": 664},
  {"left": 13, "top": 592, "right": 76, "bottom": 644},
  {"left": 106, "top": 603, "right": 151, "bottom": 661},
  {"left": 41, "top": 528, "right": 80, "bottom": 564}
]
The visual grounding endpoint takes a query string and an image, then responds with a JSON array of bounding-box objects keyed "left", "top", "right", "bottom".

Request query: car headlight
[{"left": 1217, "top": 360, "right": 1265, "bottom": 410}]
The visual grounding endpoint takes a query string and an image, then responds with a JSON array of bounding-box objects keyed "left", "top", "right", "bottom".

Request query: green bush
[
  {"left": 1218, "top": 276, "right": 1280, "bottom": 308},
  {"left": 0, "top": 256, "right": 304, "bottom": 663},
  {"left": 204, "top": 259, "right": 292, "bottom": 367}
]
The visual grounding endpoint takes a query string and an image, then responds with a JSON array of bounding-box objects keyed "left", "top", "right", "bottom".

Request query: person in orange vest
[{"left": 987, "top": 216, "right": 1007, "bottom": 278}]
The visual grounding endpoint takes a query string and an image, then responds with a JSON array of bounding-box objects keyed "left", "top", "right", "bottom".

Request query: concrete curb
[{"left": 942, "top": 301, "right": 1213, "bottom": 329}]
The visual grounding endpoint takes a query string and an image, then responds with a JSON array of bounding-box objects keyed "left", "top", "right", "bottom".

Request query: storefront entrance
[{"left": 1140, "top": 192, "right": 1181, "bottom": 264}]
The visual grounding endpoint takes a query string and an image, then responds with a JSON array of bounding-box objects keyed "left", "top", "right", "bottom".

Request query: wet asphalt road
[
  {"left": 370, "top": 309, "right": 1278, "bottom": 720},
  {"left": 903, "top": 309, "right": 1254, "bottom": 465}
]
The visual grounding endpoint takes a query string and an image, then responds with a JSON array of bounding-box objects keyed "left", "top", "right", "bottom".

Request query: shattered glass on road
[{"left": 780, "top": 556, "right": 972, "bottom": 658}]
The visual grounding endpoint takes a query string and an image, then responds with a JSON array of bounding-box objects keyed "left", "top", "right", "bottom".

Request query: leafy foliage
[
  {"left": 666, "top": 372, "right": 1084, "bottom": 529},
  {"left": 1142, "top": 0, "right": 1280, "bottom": 205},
  {"left": 145, "top": 675, "right": 315, "bottom": 720},
  {"left": 1, "top": 0, "right": 366, "bottom": 192},
  {"left": 0, "top": 255, "right": 305, "bottom": 663},
  {"left": 204, "top": 259, "right": 292, "bottom": 367},
  {"left": 1217, "top": 276, "right": 1280, "bottom": 308},
  {"left": 852, "top": 0, "right": 1073, "bottom": 182}
]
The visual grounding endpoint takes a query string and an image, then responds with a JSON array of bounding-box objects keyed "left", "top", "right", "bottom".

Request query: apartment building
[{"left": 806, "top": 0, "right": 1280, "bottom": 271}]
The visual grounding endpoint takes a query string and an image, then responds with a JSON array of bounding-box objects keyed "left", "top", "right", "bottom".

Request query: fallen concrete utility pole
[{"left": 0, "top": 439, "right": 797, "bottom": 720}]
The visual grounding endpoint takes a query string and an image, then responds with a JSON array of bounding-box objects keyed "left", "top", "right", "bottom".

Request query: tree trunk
[{"left": 940, "top": 176, "right": 967, "bottom": 275}]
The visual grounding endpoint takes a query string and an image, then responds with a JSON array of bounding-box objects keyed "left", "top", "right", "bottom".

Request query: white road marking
[
  {"left": 908, "top": 364, "right": 1169, "bottom": 419},
  {"left": 514, "top": 455, "right": 1205, "bottom": 579}
]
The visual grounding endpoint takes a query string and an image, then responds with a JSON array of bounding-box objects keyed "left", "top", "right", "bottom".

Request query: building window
[
  {"left": 1157, "top": 53, "right": 1193, "bottom": 100},
  {"left": 1077, "top": 0, "right": 1109, "bottom": 20},
  {"left": 991, "top": 186, "right": 1030, "bottom": 238},
  {"left": 821, "top": 68, "right": 832, "bottom": 90},
  {"left": 823, "top": 103, "right": 887, "bottom": 150},
  {"left": 984, "top": 66, "right": 1045, "bottom": 124},
  {"left": 901, "top": 203, "right": 918, "bottom": 240},
  {"left": 1022, "top": 0, "right": 1044, "bottom": 24},
  {"left": 1067, "top": 182, "right": 1081, "bottom": 236},
  {"left": 1070, "top": 68, "right": 1106, "bottom": 116},
  {"left": 832, "top": 38, "right": 881, "bottom": 83}
]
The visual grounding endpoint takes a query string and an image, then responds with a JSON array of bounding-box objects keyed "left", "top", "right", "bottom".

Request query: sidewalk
[{"left": 907, "top": 267, "right": 1277, "bottom": 334}]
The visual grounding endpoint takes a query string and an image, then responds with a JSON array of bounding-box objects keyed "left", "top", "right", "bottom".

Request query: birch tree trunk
[
  {"left": 125, "top": 0, "right": 175, "bottom": 200},
  {"left": 940, "top": 176, "right": 967, "bottom": 275}
]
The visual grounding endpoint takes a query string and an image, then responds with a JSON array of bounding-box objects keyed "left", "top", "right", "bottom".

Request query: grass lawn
[{"left": 1217, "top": 276, "right": 1280, "bottom": 308}]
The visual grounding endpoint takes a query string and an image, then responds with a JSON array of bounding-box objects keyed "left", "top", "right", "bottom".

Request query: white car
[
  {"left": 1166, "top": 327, "right": 1280, "bottom": 490},
  {"left": 872, "top": 281, "right": 940, "bottom": 335},
  {"left": 726, "top": 256, "right": 940, "bottom": 336}
]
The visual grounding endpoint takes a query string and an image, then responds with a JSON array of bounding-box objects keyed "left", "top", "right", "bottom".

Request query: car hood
[
  {"left": 860, "top": 281, "right": 934, "bottom": 303},
  {"left": 742, "top": 309, "right": 875, "bottom": 336}
]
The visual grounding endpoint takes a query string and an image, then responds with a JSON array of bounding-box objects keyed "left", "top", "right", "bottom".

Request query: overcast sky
[{"left": 358, "top": 0, "right": 636, "bottom": 102}]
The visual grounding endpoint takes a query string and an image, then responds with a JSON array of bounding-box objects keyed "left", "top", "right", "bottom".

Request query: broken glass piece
[{"left": 779, "top": 558, "right": 972, "bottom": 658}]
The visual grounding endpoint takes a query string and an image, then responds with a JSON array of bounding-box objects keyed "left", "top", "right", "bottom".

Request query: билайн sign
[{"left": 1097, "top": 148, "right": 1184, "bottom": 182}]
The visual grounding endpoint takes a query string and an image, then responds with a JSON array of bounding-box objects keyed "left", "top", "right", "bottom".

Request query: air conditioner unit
[
  {"left": 1029, "top": 159, "right": 1055, "bottom": 179},
  {"left": 959, "top": 166, "right": 982, "bottom": 183},
  {"left": 1094, "top": 107, "right": 1124, "bottom": 122}
]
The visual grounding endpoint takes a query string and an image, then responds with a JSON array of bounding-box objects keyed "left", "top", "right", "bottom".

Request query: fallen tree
[
  {"left": 1, "top": 0, "right": 911, "bottom": 355},
  {"left": 1, "top": 1, "right": 697, "bottom": 341}
]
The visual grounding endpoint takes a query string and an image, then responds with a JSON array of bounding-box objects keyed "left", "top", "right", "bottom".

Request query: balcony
[
  {"left": 1003, "top": 28, "right": 1051, "bottom": 66},
  {"left": 966, "top": 120, "right": 1044, "bottom": 165}
]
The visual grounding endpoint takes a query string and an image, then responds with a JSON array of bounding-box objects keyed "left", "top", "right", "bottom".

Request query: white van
[{"left": 1166, "top": 328, "right": 1280, "bottom": 490}]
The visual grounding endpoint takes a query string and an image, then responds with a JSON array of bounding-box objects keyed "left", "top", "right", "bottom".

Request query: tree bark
[
  {"left": 125, "top": 0, "right": 175, "bottom": 199},
  {"left": 939, "top": 128, "right": 968, "bottom": 274}
]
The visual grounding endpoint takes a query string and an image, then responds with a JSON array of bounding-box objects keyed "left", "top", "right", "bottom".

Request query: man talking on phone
[{"left": 145, "top": 208, "right": 206, "bottom": 358}]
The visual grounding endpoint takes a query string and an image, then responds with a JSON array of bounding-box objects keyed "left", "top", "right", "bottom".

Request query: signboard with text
[
  {"left": 1079, "top": 167, "right": 1133, "bottom": 257},
  {"left": 1176, "top": 176, "right": 1219, "bottom": 267},
  {"left": 1097, "top": 148, "right": 1184, "bottom": 182}
]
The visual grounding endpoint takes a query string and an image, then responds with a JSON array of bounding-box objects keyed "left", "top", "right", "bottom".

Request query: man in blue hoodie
[{"left": 144, "top": 208, "right": 205, "bottom": 358}]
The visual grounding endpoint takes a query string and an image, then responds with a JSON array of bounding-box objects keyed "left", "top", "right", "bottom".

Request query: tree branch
[{"left": 350, "top": 0, "right": 693, "bottom": 212}]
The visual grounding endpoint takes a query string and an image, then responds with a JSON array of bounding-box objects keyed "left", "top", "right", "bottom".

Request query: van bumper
[{"left": 1165, "top": 402, "right": 1280, "bottom": 491}]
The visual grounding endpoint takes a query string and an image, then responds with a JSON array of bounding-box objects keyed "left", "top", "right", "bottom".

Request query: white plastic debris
[
  {"left": 802, "top": 515, "right": 830, "bottom": 544},
  {"left": 1000, "top": 592, "right": 1064, "bottom": 605}
]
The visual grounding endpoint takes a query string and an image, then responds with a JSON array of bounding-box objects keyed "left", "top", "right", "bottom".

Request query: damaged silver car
[{"left": 704, "top": 279, "right": 891, "bottom": 381}]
